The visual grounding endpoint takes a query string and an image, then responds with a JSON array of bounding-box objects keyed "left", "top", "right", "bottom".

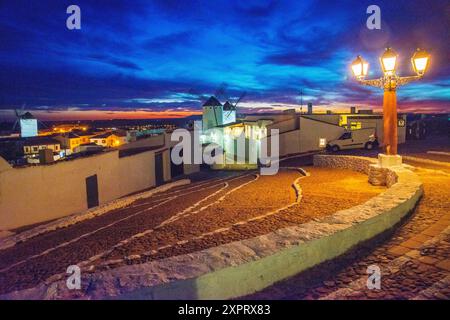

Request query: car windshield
[{"left": 339, "top": 132, "right": 352, "bottom": 140}]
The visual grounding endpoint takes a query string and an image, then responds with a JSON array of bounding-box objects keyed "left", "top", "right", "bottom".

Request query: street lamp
[{"left": 351, "top": 47, "right": 430, "bottom": 161}]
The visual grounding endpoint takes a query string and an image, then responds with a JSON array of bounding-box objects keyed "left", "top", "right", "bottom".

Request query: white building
[
  {"left": 201, "top": 100, "right": 408, "bottom": 166},
  {"left": 202, "top": 96, "right": 237, "bottom": 130},
  {"left": 19, "top": 112, "right": 38, "bottom": 138}
]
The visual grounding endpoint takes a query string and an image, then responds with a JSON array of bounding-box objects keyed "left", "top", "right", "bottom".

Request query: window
[
  {"left": 102, "top": 140, "right": 106, "bottom": 144},
  {"left": 32, "top": 146, "right": 38, "bottom": 152},
  {"left": 55, "top": 145, "right": 59, "bottom": 151},
  {"left": 339, "top": 132, "right": 352, "bottom": 140},
  {"left": 350, "top": 122, "right": 362, "bottom": 130},
  {"left": 24, "top": 146, "right": 30, "bottom": 153}
]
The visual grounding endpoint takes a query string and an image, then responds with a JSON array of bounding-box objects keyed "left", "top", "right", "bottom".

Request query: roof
[
  {"left": 67, "top": 132, "right": 81, "bottom": 139},
  {"left": 223, "top": 101, "right": 235, "bottom": 111},
  {"left": 20, "top": 112, "right": 36, "bottom": 120},
  {"left": 80, "top": 143, "right": 103, "bottom": 147},
  {"left": 114, "top": 130, "right": 127, "bottom": 137},
  {"left": 202, "top": 96, "right": 222, "bottom": 107},
  {"left": 215, "top": 121, "right": 243, "bottom": 128},
  {"left": 22, "top": 137, "right": 60, "bottom": 146},
  {"left": 91, "top": 132, "right": 114, "bottom": 139}
]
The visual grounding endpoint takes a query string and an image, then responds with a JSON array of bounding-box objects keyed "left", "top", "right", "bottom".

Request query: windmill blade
[
  {"left": 12, "top": 120, "right": 19, "bottom": 131},
  {"left": 233, "top": 91, "right": 247, "bottom": 107},
  {"left": 214, "top": 82, "right": 228, "bottom": 102}
]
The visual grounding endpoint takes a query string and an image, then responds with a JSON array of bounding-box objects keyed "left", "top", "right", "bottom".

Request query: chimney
[{"left": 307, "top": 102, "right": 313, "bottom": 114}]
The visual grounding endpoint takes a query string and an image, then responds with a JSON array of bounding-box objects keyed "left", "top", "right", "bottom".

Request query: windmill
[
  {"left": 12, "top": 104, "right": 39, "bottom": 137},
  {"left": 224, "top": 91, "right": 247, "bottom": 122},
  {"left": 12, "top": 104, "right": 26, "bottom": 131}
]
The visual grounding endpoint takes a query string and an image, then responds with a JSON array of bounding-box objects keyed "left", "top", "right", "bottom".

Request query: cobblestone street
[
  {"left": 0, "top": 166, "right": 381, "bottom": 296},
  {"left": 244, "top": 159, "right": 450, "bottom": 300}
]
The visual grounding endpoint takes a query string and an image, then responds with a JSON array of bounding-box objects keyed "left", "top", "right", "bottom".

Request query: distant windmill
[
  {"left": 227, "top": 91, "right": 247, "bottom": 117},
  {"left": 12, "top": 104, "right": 26, "bottom": 131},
  {"left": 12, "top": 104, "right": 39, "bottom": 137}
]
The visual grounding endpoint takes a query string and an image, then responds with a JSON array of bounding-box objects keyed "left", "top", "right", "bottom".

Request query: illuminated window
[
  {"left": 350, "top": 122, "right": 362, "bottom": 130},
  {"left": 319, "top": 138, "right": 326, "bottom": 147}
]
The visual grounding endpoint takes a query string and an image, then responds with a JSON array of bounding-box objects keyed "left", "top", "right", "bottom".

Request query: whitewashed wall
[{"left": 0, "top": 144, "right": 198, "bottom": 230}]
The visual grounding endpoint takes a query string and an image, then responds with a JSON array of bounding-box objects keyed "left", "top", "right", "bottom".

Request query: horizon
[{"left": 0, "top": 0, "right": 449, "bottom": 120}]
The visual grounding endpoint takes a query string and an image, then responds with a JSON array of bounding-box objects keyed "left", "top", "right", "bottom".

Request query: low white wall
[{"left": 0, "top": 146, "right": 188, "bottom": 230}]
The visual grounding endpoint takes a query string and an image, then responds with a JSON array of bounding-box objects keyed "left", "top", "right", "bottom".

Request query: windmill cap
[
  {"left": 20, "top": 112, "right": 36, "bottom": 119},
  {"left": 223, "top": 101, "right": 236, "bottom": 110},
  {"left": 202, "top": 96, "right": 222, "bottom": 107}
]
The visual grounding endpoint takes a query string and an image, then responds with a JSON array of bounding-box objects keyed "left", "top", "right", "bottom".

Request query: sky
[{"left": 0, "top": 0, "right": 449, "bottom": 120}]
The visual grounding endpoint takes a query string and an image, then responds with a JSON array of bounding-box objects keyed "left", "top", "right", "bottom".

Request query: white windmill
[{"left": 13, "top": 104, "right": 38, "bottom": 137}]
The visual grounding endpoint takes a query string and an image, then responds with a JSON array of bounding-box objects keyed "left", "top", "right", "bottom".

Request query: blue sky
[{"left": 0, "top": 0, "right": 449, "bottom": 120}]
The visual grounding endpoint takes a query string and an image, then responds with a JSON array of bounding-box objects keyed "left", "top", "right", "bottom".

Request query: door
[
  {"left": 155, "top": 152, "right": 164, "bottom": 186},
  {"left": 170, "top": 147, "right": 184, "bottom": 178},
  {"left": 86, "top": 174, "right": 99, "bottom": 209}
]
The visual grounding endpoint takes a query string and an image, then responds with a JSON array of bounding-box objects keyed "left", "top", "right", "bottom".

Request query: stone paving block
[
  {"left": 405, "top": 250, "right": 420, "bottom": 259},
  {"left": 411, "top": 234, "right": 433, "bottom": 243},
  {"left": 388, "top": 246, "right": 411, "bottom": 256},
  {"left": 418, "top": 256, "right": 439, "bottom": 266},
  {"left": 435, "top": 260, "right": 450, "bottom": 272},
  {"left": 422, "top": 228, "right": 443, "bottom": 237},
  {"left": 400, "top": 239, "right": 423, "bottom": 250}
]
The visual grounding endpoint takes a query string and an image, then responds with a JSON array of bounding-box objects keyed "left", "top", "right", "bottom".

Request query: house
[
  {"left": 73, "top": 143, "right": 104, "bottom": 153},
  {"left": 23, "top": 137, "right": 61, "bottom": 156},
  {"left": 22, "top": 137, "right": 62, "bottom": 164},
  {"left": 90, "top": 131, "right": 128, "bottom": 148},
  {"left": 200, "top": 100, "right": 408, "bottom": 166},
  {"left": 53, "top": 132, "right": 82, "bottom": 154}
]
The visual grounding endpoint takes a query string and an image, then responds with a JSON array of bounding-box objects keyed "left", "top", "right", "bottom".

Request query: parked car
[{"left": 327, "top": 128, "right": 378, "bottom": 152}]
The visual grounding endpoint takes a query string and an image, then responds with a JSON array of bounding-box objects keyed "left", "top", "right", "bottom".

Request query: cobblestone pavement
[
  {"left": 0, "top": 166, "right": 380, "bottom": 296},
  {"left": 244, "top": 161, "right": 450, "bottom": 300}
]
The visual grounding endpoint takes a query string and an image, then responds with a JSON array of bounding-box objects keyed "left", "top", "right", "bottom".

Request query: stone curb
[
  {"left": 2, "top": 157, "right": 423, "bottom": 300},
  {"left": 403, "top": 155, "right": 450, "bottom": 168}
]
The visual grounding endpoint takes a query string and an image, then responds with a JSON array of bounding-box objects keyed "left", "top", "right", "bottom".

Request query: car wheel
[
  {"left": 331, "top": 145, "right": 340, "bottom": 152},
  {"left": 365, "top": 142, "right": 373, "bottom": 150}
]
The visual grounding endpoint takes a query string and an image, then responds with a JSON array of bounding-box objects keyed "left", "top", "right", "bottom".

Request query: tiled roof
[
  {"left": 20, "top": 112, "right": 36, "bottom": 120},
  {"left": 202, "top": 96, "right": 222, "bottom": 107},
  {"left": 223, "top": 101, "right": 235, "bottom": 110},
  {"left": 22, "top": 137, "right": 60, "bottom": 146},
  {"left": 91, "top": 132, "right": 113, "bottom": 139}
]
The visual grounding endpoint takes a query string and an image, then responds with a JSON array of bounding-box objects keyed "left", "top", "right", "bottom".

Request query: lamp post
[{"left": 351, "top": 48, "right": 430, "bottom": 162}]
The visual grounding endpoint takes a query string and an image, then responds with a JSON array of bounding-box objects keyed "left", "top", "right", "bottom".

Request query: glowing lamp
[
  {"left": 411, "top": 48, "right": 430, "bottom": 76},
  {"left": 351, "top": 55, "right": 369, "bottom": 79},
  {"left": 380, "top": 47, "right": 398, "bottom": 75}
]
